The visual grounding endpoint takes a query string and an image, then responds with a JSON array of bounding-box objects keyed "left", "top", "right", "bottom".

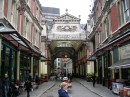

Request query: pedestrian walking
[
  {"left": 92, "top": 75, "right": 96, "bottom": 87},
  {"left": 0, "top": 77, "right": 3, "bottom": 97},
  {"left": 28, "top": 73, "right": 32, "bottom": 82},
  {"left": 58, "top": 82, "right": 69, "bottom": 97},
  {"left": 2, "top": 73, "right": 9, "bottom": 97},
  {"left": 25, "top": 80, "right": 32, "bottom": 97},
  {"left": 35, "top": 74, "right": 39, "bottom": 89}
]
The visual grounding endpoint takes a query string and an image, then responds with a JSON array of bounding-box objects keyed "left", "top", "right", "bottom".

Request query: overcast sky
[{"left": 39, "top": 0, "right": 93, "bottom": 24}]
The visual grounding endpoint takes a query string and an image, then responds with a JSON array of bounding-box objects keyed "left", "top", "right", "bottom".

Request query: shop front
[
  {"left": 108, "top": 43, "right": 130, "bottom": 95},
  {"left": 1, "top": 41, "right": 17, "bottom": 82},
  {"left": 0, "top": 22, "right": 33, "bottom": 82},
  {"left": 20, "top": 52, "right": 31, "bottom": 82},
  {"left": 33, "top": 57, "right": 39, "bottom": 77}
]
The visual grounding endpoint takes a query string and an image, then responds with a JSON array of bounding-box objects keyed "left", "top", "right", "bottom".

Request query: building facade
[
  {"left": 42, "top": 7, "right": 60, "bottom": 29},
  {"left": 88, "top": 0, "right": 130, "bottom": 89},
  {"left": 0, "top": 0, "right": 44, "bottom": 82}
]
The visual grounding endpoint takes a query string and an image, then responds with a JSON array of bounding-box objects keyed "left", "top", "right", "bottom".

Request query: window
[
  {"left": 117, "top": 0, "right": 124, "bottom": 26},
  {"left": 24, "top": 18, "right": 31, "bottom": 40},
  {"left": 113, "top": 47, "right": 119, "bottom": 63},
  {"left": 123, "top": 0, "right": 130, "bottom": 22},
  {"left": 34, "top": 30, "right": 37, "bottom": 45},
  {"left": 24, "top": 17, "right": 27, "bottom": 38},
  {"left": 104, "top": 18, "right": 109, "bottom": 39},
  {"left": 36, "top": 6, "right": 39, "bottom": 20},
  {"left": 102, "top": 23, "right": 105, "bottom": 42},
  {"left": 106, "top": 17, "right": 110, "bottom": 37}
]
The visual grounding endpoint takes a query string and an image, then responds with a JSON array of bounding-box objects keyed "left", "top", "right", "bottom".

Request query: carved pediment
[
  {"left": 57, "top": 25, "right": 77, "bottom": 32},
  {"left": 55, "top": 13, "right": 80, "bottom": 21}
]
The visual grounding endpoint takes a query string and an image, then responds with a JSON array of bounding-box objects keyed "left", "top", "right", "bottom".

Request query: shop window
[
  {"left": 33, "top": 58, "right": 39, "bottom": 76},
  {"left": 122, "top": 68, "right": 129, "bottom": 79},
  {"left": 5, "top": 47, "right": 10, "bottom": 75},
  {"left": 113, "top": 47, "right": 119, "bottom": 63},
  {"left": 114, "top": 69, "right": 119, "bottom": 79},
  {"left": 117, "top": 0, "right": 124, "bottom": 26},
  {"left": 20, "top": 53, "right": 31, "bottom": 82}
]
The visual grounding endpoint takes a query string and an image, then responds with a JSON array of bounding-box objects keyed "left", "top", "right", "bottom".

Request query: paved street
[
  {"left": 41, "top": 81, "right": 100, "bottom": 97},
  {"left": 18, "top": 81, "right": 55, "bottom": 97},
  {"left": 18, "top": 78, "right": 118, "bottom": 97},
  {"left": 75, "top": 78, "right": 117, "bottom": 97}
]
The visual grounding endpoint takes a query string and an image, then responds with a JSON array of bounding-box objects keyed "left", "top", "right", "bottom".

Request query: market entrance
[{"left": 44, "top": 11, "right": 87, "bottom": 78}]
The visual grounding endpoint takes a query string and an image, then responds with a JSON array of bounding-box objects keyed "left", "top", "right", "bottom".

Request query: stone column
[
  {"left": 31, "top": 56, "right": 33, "bottom": 77},
  {"left": 17, "top": 50, "right": 20, "bottom": 80},
  {"left": 119, "top": 68, "right": 122, "bottom": 79},
  {"left": 38, "top": 59, "right": 41, "bottom": 77},
  {"left": 102, "top": 56, "right": 104, "bottom": 78},
  {"left": 111, "top": 51, "right": 114, "bottom": 79}
]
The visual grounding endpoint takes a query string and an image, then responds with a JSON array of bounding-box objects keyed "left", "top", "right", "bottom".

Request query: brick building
[{"left": 88, "top": 0, "right": 130, "bottom": 89}]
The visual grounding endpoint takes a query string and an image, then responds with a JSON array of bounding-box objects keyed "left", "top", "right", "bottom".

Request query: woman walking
[{"left": 58, "top": 82, "right": 69, "bottom": 97}]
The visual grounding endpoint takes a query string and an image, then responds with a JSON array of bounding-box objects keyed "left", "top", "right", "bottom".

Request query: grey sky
[{"left": 39, "top": 0, "right": 93, "bottom": 24}]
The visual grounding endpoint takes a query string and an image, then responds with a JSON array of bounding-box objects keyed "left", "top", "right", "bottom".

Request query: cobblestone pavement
[
  {"left": 75, "top": 78, "right": 117, "bottom": 97},
  {"left": 18, "top": 78, "right": 118, "bottom": 97},
  {"left": 18, "top": 81, "right": 56, "bottom": 97}
]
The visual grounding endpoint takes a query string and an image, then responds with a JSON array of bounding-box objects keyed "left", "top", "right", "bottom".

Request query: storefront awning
[
  {"left": 41, "top": 55, "right": 50, "bottom": 62},
  {"left": 87, "top": 53, "right": 96, "bottom": 61},
  {"left": 108, "top": 58, "right": 130, "bottom": 69},
  {"left": 0, "top": 23, "right": 31, "bottom": 49}
]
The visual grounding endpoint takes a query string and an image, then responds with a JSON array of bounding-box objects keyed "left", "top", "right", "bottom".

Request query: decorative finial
[
  {"left": 79, "top": 15, "right": 81, "bottom": 18},
  {"left": 66, "top": 9, "right": 68, "bottom": 14}
]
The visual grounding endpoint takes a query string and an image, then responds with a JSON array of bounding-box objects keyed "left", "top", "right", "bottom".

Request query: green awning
[
  {"left": 41, "top": 56, "right": 49, "bottom": 62},
  {"left": 88, "top": 54, "right": 96, "bottom": 61}
]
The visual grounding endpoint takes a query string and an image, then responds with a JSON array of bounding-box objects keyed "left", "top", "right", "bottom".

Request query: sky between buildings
[{"left": 39, "top": 0, "right": 93, "bottom": 24}]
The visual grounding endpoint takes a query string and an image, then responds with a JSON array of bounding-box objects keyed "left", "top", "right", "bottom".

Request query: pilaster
[
  {"left": 38, "top": 59, "right": 41, "bottom": 77},
  {"left": 31, "top": 56, "right": 33, "bottom": 77},
  {"left": 17, "top": 50, "right": 20, "bottom": 80}
]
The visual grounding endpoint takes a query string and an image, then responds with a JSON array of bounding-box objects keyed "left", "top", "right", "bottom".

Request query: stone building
[{"left": 0, "top": 0, "right": 44, "bottom": 82}]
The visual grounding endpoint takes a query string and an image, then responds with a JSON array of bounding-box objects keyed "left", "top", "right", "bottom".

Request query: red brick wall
[
  {"left": 110, "top": 4, "right": 119, "bottom": 33},
  {"left": 4, "top": 0, "right": 8, "bottom": 17}
]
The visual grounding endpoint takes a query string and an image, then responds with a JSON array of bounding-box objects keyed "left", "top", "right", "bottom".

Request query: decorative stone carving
[{"left": 57, "top": 25, "right": 77, "bottom": 32}]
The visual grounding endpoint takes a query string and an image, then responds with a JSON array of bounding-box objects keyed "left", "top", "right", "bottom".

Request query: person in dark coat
[
  {"left": 2, "top": 74, "right": 9, "bottom": 97},
  {"left": 58, "top": 82, "right": 69, "bottom": 97},
  {"left": 35, "top": 74, "right": 39, "bottom": 89},
  {"left": 28, "top": 74, "right": 32, "bottom": 82},
  {"left": 25, "top": 80, "right": 32, "bottom": 97},
  {"left": 92, "top": 75, "right": 96, "bottom": 87},
  {"left": 0, "top": 77, "right": 3, "bottom": 97}
]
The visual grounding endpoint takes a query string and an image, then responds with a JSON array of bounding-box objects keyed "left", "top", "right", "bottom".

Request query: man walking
[
  {"left": 92, "top": 75, "right": 96, "bottom": 87},
  {"left": 25, "top": 80, "right": 32, "bottom": 97}
]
